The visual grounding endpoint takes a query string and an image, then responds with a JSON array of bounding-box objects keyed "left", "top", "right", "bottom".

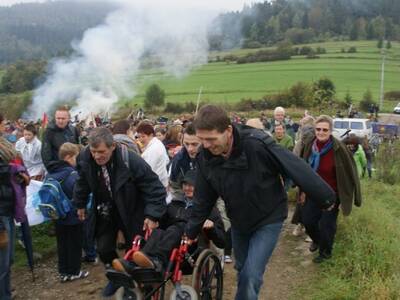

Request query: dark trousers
[
  {"left": 82, "top": 210, "right": 96, "bottom": 260},
  {"left": 301, "top": 198, "right": 339, "bottom": 256},
  {"left": 291, "top": 202, "right": 303, "bottom": 225},
  {"left": 55, "top": 223, "right": 83, "bottom": 275},
  {"left": 142, "top": 225, "right": 184, "bottom": 265},
  {"left": 95, "top": 213, "right": 129, "bottom": 265}
]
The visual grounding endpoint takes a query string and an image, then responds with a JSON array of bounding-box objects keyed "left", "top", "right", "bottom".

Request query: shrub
[
  {"left": 242, "top": 40, "right": 263, "bottom": 49},
  {"left": 359, "top": 89, "right": 376, "bottom": 112},
  {"left": 384, "top": 91, "right": 400, "bottom": 101},
  {"left": 299, "top": 46, "right": 313, "bottom": 55},
  {"left": 144, "top": 84, "right": 165, "bottom": 109},
  {"left": 223, "top": 54, "right": 239, "bottom": 62},
  {"left": 164, "top": 102, "right": 184, "bottom": 114},
  {"left": 347, "top": 46, "right": 357, "bottom": 53}
]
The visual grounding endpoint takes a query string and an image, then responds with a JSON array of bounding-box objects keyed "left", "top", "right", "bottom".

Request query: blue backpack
[{"left": 38, "top": 177, "right": 73, "bottom": 220}]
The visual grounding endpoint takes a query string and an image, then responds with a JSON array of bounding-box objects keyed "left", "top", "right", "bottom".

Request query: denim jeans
[
  {"left": 0, "top": 216, "right": 15, "bottom": 300},
  {"left": 231, "top": 222, "right": 283, "bottom": 300}
]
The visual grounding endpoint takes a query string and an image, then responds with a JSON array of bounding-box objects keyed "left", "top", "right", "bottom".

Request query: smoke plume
[{"left": 28, "top": 0, "right": 217, "bottom": 119}]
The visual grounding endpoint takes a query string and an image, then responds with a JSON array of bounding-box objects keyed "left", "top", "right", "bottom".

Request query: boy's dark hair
[
  {"left": 137, "top": 122, "right": 155, "bottom": 136},
  {"left": 0, "top": 113, "right": 3, "bottom": 124},
  {"left": 24, "top": 124, "right": 37, "bottom": 135},
  {"left": 194, "top": 105, "right": 231, "bottom": 133},
  {"left": 183, "top": 122, "right": 196, "bottom": 136},
  {"left": 112, "top": 119, "right": 130, "bottom": 135}
]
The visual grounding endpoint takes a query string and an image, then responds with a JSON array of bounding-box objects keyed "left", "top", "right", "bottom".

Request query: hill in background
[{"left": 0, "top": 1, "right": 117, "bottom": 63}]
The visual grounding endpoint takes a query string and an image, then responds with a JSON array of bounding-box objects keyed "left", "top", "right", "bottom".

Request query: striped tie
[{"left": 101, "top": 165, "right": 112, "bottom": 197}]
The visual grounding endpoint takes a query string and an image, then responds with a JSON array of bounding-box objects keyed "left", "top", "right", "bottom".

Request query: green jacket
[
  {"left": 274, "top": 134, "right": 294, "bottom": 151},
  {"left": 301, "top": 136, "right": 362, "bottom": 216},
  {"left": 353, "top": 145, "right": 367, "bottom": 177}
]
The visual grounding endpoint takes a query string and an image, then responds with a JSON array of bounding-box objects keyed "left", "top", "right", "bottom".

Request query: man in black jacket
[
  {"left": 41, "top": 106, "right": 80, "bottom": 170},
  {"left": 185, "top": 105, "right": 336, "bottom": 300},
  {"left": 73, "top": 127, "right": 166, "bottom": 297}
]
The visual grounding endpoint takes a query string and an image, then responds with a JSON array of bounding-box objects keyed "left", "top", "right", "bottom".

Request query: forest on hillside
[
  {"left": 210, "top": 0, "right": 400, "bottom": 49},
  {"left": 0, "top": 1, "right": 116, "bottom": 63},
  {"left": 0, "top": 0, "right": 399, "bottom": 63}
]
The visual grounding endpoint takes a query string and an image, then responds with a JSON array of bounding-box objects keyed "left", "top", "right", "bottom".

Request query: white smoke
[{"left": 28, "top": 0, "right": 219, "bottom": 119}]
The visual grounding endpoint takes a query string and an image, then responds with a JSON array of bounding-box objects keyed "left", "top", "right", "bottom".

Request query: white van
[{"left": 332, "top": 118, "right": 372, "bottom": 140}]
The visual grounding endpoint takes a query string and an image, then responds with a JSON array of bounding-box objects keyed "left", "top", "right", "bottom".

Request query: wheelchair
[{"left": 106, "top": 233, "right": 224, "bottom": 300}]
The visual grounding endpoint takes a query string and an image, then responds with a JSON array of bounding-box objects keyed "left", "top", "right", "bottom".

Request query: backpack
[
  {"left": 37, "top": 177, "right": 73, "bottom": 220},
  {"left": 0, "top": 159, "right": 14, "bottom": 213}
]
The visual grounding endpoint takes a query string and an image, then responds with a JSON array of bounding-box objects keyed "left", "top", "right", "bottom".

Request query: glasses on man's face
[{"left": 315, "top": 128, "right": 330, "bottom": 133}]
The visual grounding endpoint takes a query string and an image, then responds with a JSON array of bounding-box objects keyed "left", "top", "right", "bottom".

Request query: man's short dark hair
[
  {"left": 112, "top": 120, "right": 130, "bottom": 135},
  {"left": 0, "top": 113, "right": 3, "bottom": 124},
  {"left": 24, "top": 124, "right": 37, "bottom": 135},
  {"left": 183, "top": 122, "right": 196, "bottom": 136},
  {"left": 193, "top": 105, "right": 231, "bottom": 133},
  {"left": 88, "top": 127, "right": 114, "bottom": 148},
  {"left": 137, "top": 122, "right": 155, "bottom": 136}
]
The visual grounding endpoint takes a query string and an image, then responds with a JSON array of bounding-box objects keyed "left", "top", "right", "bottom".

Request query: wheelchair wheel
[
  {"left": 115, "top": 287, "right": 144, "bottom": 300},
  {"left": 169, "top": 285, "right": 198, "bottom": 300},
  {"left": 191, "top": 249, "right": 223, "bottom": 300}
]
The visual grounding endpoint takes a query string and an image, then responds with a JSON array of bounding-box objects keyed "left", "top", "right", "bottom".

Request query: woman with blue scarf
[{"left": 298, "top": 115, "right": 362, "bottom": 263}]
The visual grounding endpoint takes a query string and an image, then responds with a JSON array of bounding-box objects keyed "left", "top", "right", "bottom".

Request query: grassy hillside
[{"left": 133, "top": 41, "right": 400, "bottom": 111}]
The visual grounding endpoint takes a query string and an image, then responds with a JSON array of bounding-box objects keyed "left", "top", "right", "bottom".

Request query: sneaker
[
  {"left": 132, "top": 251, "right": 155, "bottom": 268},
  {"left": 224, "top": 255, "right": 233, "bottom": 264},
  {"left": 60, "top": 274, "right": 70, "bottom": 283},
  {"left": 18, "top": 239, "right": 26, "bottom": 249},
  {"left": 69, "top": 270, "right": 89, "bottom": 281},
  {"left": 82, "top": 256, "right": 98, "bottom": 264},
  {"left": 313, "top": 253, "right": 332, "bottom": 264},
  {"left": 304, "top": 236, "right": 312, "bottom": 243},
  {"left": 309, "top": 242, "right": 319, "bottom": 253},
  {"left": 102, "top": 281, "right": 119, "bottom": 297},
  {"left": 112, "top": 258, "right": 137, "bottom": 274},
  {"left": 292, "top": 224, "right": 304, "bottom": 236}
]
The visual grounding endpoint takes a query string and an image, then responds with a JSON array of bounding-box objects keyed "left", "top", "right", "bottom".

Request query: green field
[{"left": 133, "top": 41, "right": 400, "bottom": 109}]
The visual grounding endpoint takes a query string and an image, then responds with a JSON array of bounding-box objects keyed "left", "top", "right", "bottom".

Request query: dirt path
[{"left": 12, "top": 208, "right": 316, "bottom": 300}]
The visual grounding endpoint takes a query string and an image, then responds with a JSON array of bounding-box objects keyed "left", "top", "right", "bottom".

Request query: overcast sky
[{"left": 0, "top": 0, "right": 264, "bottom": 11}]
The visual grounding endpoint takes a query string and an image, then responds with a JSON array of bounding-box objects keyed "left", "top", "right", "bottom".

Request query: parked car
[
  {"left": 394, "top": 102, "right": 400, "bottom": 114},
  {"left": 332, "top": 118, "right": 373, "bottom": 140}
]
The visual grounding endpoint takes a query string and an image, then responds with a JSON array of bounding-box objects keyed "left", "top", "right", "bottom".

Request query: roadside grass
[
  {"left": 292, "top": 177, "right": 400, "bottom": 300},
  {"left": 13, "top": 222, "right": 56, "bottom": 269}
]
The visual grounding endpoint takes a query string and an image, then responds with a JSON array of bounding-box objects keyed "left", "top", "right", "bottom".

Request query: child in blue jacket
[{"left": 46, "top": 142, "right": 89, "bottom": 282}]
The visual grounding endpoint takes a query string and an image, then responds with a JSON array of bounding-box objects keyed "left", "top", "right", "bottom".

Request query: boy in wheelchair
[{"left": 112, "top": 170, "right": 225, "bottom": 274}]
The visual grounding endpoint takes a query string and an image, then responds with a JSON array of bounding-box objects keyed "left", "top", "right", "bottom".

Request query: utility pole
[
  {"left": 195, "top": 86, "right": 203, "bottom": 115},
  {"left": 379, "top": 41, "right": 386, "bottom": 110}
]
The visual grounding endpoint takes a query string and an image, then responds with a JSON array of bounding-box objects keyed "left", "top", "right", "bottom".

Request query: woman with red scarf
[{"left": 298, "top": 115, "right": 362, "bottom": 263}]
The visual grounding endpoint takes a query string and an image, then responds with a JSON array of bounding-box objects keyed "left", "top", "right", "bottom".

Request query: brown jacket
[{"left": 301, "top": 136, "right": 362, "bottom": 216}]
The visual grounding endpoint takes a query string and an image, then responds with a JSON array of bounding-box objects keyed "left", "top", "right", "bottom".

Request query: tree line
[
  {"left": 210, "top": 0, "right": 400, "bottom": 50},
  {"left": 0, "top": 1, "right": 116, "bottom": 64}
]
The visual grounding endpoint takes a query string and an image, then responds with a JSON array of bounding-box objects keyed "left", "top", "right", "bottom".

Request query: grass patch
[
  {"left": 130, "top": 40, "right": 400, "bottom": 111},
  {"left": 14, "top": 222, "right": 56, "bottom": 269},
  {"left": 292, "top": 178, "right": 400, "bottom": 300}
]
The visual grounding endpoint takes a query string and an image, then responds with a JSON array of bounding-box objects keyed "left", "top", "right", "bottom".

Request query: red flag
[{"left": 42, "top": 112, "right": 48, "bottom": 128}]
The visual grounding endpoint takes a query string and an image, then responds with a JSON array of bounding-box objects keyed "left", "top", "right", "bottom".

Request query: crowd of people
[{"left": 0, "top": 104, "right": 366, "bottom": 300}]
